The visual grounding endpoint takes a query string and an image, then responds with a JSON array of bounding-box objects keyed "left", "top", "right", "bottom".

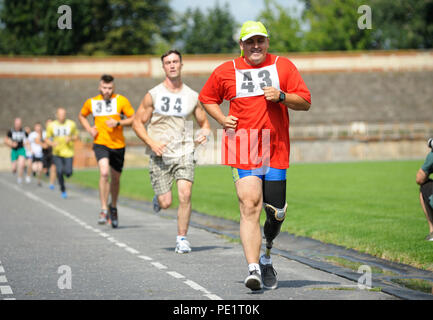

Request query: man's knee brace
[{"left": 263, "top": 202, "right": 287, "bottom": 247}]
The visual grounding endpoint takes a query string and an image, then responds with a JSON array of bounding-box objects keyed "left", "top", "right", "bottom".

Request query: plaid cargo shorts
[{"left": 149, "top": 152, "right": 195, "bottom": 195}]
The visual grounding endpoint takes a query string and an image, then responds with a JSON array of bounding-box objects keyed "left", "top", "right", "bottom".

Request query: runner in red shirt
[{"left": 199, "top": 21, "right": 311, "bottom": 291}]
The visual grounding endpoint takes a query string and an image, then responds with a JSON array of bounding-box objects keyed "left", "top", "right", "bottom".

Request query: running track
[{"left": 0, "top": 172, "right": 396, "bottom": 301}]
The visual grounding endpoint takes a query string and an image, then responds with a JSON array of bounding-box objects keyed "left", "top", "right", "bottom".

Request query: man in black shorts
[
  {"left": 42, "top": 119, "right": 56, "bottom": 189},
  {"left": 79, "top": 75, "right": 135, "bottom": 228}
]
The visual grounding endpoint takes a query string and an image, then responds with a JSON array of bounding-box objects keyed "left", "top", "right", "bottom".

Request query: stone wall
[{"left": 1, "top": 70, "right": 432, "bottom": 132}]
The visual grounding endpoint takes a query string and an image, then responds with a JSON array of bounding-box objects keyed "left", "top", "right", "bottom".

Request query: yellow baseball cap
[
  {"left": 239, "top": 21, "right": 268, "bottom": 56},
  {"left": 239, "top": 21, "right": 268, "bottom": 41}
]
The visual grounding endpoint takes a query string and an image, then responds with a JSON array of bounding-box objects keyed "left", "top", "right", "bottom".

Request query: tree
[
  {"left": 0, "top": 0, "right": 174, "bottom": 55},
  {"left": 0, "top": 0, "right": 111, "bottom": 55},
  {"left": 371, "top": 0, "right": 433, "bottom": 49},
  {"left": 257, "top": 0, "right": 304, "bottom": 53},
  {"left": 299, "top": 0, "right": 433, "bottom": 51},
  {"left": 178, "top": 2, "right": 238, "bottom": 54},
  {"left": 302, "top": 0, "right": 374, "bottom": 51},
  {"left": 82, "top": 0, "right": 174, "bottom": 55}
]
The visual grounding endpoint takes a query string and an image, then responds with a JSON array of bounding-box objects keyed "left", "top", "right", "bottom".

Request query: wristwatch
[
  {"left": 116, "top": 121, "right": 120, "bottom": 127},
  {"left": 278, "top": 91, "right": 286, "bottom": 103}
]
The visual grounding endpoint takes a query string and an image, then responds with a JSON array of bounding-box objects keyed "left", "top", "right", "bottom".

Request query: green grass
[{"left": 69, "top": 160, "right": 433, "bottom": 271}]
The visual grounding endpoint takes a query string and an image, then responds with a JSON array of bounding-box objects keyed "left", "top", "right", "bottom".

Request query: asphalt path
[{"left": 0, "top": 172, "right": 397, "bottom": 302}]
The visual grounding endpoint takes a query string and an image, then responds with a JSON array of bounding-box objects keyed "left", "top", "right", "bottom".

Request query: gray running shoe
[
  {"left": 259, "top": 259, "right": 278, "bottom": 290},
  {"left": 98, "top": 210, "right": 108, "bottom": 224},
  {"left": 425, "top": 232, "right": 433, "bottom": 241},
  {"left": 109, "top": 203, "right": 118, "bottom": 229},
  {"left": 152, "top": 195, "right": 161, "bottom": 213},
  {"left": 244, "top": 270, "right": 262, "bottom": 291}
]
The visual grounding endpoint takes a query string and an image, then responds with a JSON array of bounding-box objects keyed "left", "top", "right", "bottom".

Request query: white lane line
[
  {"left": 0, "top": 260, "right": 15, "bottom": 299},
  {"left": 138, "top": 255, "right": 153, "bottom": 261},
  {"left": 0, "top": 286, "right": 13, "bottom": 295},
  {"left": 204, "top": 293, "right": 223, "bottom": 300},
  {"left": 184, "top": 279, "right": 210, "bottom": 294},
  {"left": 166, "top": 271, "right": 185, "bottom": 279},
  {"left": 125, "top": 247, "right": 139, "bottom": 255},
  {"left": 151, "top": 262, "right": 168, "bottom": 270},
  {"left": 1, "top": 178, "right": 223, "bottom": 301}
]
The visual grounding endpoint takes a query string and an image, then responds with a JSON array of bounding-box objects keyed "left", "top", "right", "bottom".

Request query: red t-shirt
[{"left": 199, "top": 53, "right": 311, "bottom": 170}]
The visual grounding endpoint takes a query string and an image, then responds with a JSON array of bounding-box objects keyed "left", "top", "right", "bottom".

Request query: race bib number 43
[
  {"left": 91, "top": 99, "right": 118, "bottom": 116},
  {"left": 235, "top": 64, "right": 280, "bottom": 99}
]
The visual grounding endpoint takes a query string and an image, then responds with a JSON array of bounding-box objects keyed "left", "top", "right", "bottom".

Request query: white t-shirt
[
  {"left": 147, "top": 83, "right": 199, "bottom": 160},
  {"left": 28, "top": 131, "right": 43, "bottom": 158}
]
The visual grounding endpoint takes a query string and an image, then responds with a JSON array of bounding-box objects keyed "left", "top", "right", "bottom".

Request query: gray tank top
[{"left": 147, "top": 83, "right": 198, "bottom": 160}]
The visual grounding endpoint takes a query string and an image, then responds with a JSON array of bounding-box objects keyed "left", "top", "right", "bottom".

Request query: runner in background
[
  {"left": 28, "top": 122, "right": 44, "bottom": 187},
  {"left": 45, "top": 108, "right": 79, "bottom": 199},
  {"left": 79, "top": 74, "right": 135, "bottom": 228},
  {"left": 42, "top": 119, "right": 57, "bottom": 190},
  {"left": 23, "top": 125, "right": 33, "bottom": 183},
  {"left": 4, "top": 117, "right": 28, "bottom": 184}
]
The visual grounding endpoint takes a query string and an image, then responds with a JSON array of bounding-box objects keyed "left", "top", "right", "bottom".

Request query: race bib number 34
[
  {"left": 154, "top": 94, "right": 189, "bottom": 117},
  {"left": 235, "top": 64, "right": 280, "bottom": 98},
  {"left": 91, "top": 99, "right": 118, "bottom": 116}
]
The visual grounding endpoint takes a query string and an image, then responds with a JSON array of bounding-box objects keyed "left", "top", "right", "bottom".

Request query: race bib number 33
[
  {"left": 91, "top": 99, "right": 118, "bottom": 116},
  {"left": 235, "top": 63, "right": 280, "bottom": 99}
]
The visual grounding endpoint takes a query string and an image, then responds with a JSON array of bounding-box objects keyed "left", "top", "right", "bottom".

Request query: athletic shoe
[
  {"left": 259, "top": 258, "right": 278, "bottom": 290},
  {"left": 109, "top": 203, "right": 118, "bottom": 229},
  {"left": 152, "top": 195, "right": 161, "bottom": 213},
  {"left": 49, "top": 184, "right": 55, "bottom": 190},
  {"left": 244, "top": 270, "right": 263, "bottom": 291},
  {"left": 25, "top": 176, "right": 31, "bottom": 184},
  {"left": 425, "top": 232, "right": 433, "bottom": 241},
  {"left": 175, "top": 238, "right": 192, "bottom": 254},
  {"left": 17, "top": 177, "right": 23, "bottom": 184},
  {"left": 98, "top": 210, "right": 108, "bottom": 224},
  {"left": 61, "top": 191, "right": 67, "bottom": 199}
]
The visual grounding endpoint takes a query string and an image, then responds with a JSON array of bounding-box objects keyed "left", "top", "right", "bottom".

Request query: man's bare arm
[
  {"left": 132, "top": 93, "right": 166, "bottom": 156},
  {"left": 416, "top": 168, "right": 429, "bottom": 185}
]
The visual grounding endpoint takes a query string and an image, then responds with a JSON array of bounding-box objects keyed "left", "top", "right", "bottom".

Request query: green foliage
[
  {"left": 298, "top": 0, "right": 433, "bottom": 51},
  {"left": 302, "top": 0, "right": 374, "bottom": 51},
  {"left": 257, "top": 0, "right": 304, "bottom": 53},
  {"left": 1, "top": 0, "right": 432, "bottom": 55},
  {"left": 371, "top": 0, "right": 433, "bottom": 49},
  {"left": 177, "top": 2, "right": 238, "bottom": 54},
  {"left": 0, "top": 0, "right": 173, "bottom": 55}
]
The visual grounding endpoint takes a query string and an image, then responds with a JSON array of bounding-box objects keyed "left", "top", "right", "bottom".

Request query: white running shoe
[
  {"left": 17, "top": 177, "right": 23, "bottom": 184},
  {"left": 175, "top": 238, "right": 192, "bottom": 254},
  {"left": 25, "top": 176, "right": 31, "bottom": 184}
]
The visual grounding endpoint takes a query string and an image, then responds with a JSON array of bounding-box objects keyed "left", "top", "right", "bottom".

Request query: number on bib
[
  {"left": 235, "top": 63, "right": 280, "bottom": 98},
  {"left": 157, "top": 96, "right": 183, "bottom": 114}
]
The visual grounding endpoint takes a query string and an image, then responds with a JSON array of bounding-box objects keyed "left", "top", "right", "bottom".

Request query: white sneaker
[
  {"left": 25, "top": 176, "right": 31, "bottom": 184},
  {"left": 17, "top": 177, "right": 23, "bottom": 184},
  {"left": 175, "top": 238, "right": 192, "bottom": 254}
]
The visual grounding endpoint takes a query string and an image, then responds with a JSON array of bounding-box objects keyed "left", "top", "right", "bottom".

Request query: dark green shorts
[{"left": 11, "top": 147, "right": 26, "bottom": 162}]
